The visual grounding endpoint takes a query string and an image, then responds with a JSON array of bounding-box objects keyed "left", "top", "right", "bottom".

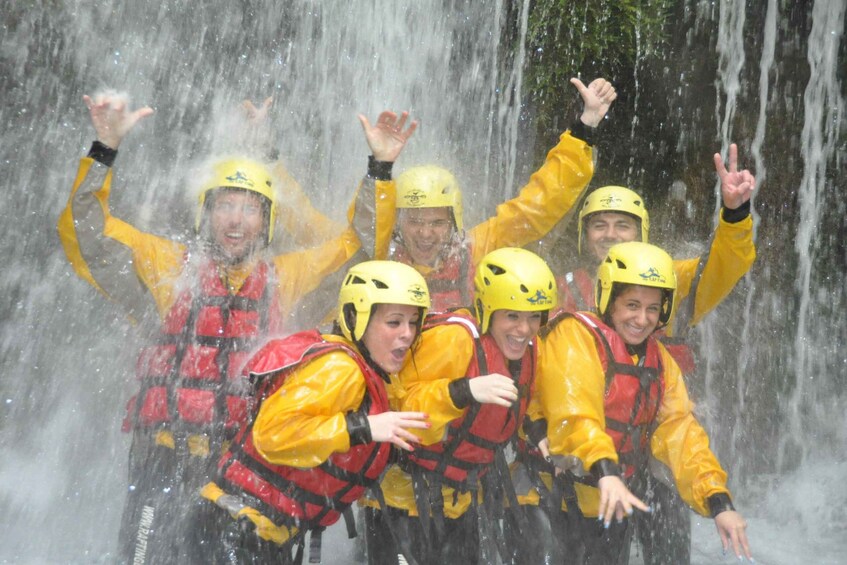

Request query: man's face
[
  {"left": 584, "top": 212, "right": 639, "bottom": 262},
  {"left": 208, "top": 189, "right": 266, "bottom": 264},
  {"left": 397, "top": 207, "right": 454, "bottom": 267}
]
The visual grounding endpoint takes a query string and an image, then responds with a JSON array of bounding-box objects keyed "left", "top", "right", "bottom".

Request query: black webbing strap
[
  {"left": 370, "top": 485, "right": 422, "bottom": 565},
  {"left": 673, "top": 241, "right": 712, "bottom": 339},
  {"left": 308, "top": 527, "right": 323, "bottom": 564}
]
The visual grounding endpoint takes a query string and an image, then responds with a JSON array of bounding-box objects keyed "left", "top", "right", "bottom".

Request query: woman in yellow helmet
[
  {"left": 192, "top": 260, "right": 431, "bottom": 563},
  {"left": 57, "top": 93, "right": 411, "bottom": 564},
  {"left": 361, "top": 247, "right": 557, "bottom": 565},
  {"left": 534, "top": 241, "right": 753, "bottom": 564}
]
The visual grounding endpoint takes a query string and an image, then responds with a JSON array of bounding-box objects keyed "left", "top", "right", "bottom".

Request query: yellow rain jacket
[
  {"left": 361, "top": 313, "right": 483, "bottom": 518},
  {"left": 556, "top": 211, "right": 756, "bottom": 334},
  {"left": 272, "top": 161, "right": 345, "bottom": 249},
  {"left": 361, "top": 130, "right": 594, "bottom": 288},
  {"left": 202, "top": 334, "right": 398, "bottom": 545},
  {"left": 528, "top": 316, "right": 731, "bottom": 518},
  {"left": 57, "top": 157, "right": 394, "bottom": 328},
  {"left": 666, "top": 210, "right": 756, "bottom": 334}
]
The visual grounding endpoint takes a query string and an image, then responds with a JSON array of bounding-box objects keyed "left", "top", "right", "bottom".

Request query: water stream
[{"left": 0, "top": 1, "right": 844, "bottom": 563}]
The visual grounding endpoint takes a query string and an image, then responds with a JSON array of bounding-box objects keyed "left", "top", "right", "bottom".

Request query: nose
[
  {"left": 602, "top": 224, "right": 620, "bottom": 240},
  {"left": 516, "top": 317, "right": 531, "bottom": 336},
  {"left": 634, "top": 307, "right": 649, "bottom": 326},
  {"left": 221, "top": 206, "right": 244, "bottom": 226},
  {"left": 400, "top": 322, "right": 416, "bottom": 343}
]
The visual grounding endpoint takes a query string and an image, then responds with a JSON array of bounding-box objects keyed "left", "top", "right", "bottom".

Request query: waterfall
[
  {"left": 0, "top": 1, "right": 845, "bottom": 563},
  {"left": 0, "top": 2, "right": 524, "bottom": 561}
]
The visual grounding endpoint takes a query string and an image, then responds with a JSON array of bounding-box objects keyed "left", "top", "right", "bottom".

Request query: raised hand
[
  {"left": 714, "top": 143, "right": 756, "bottom": 210},
  {"left": 469, "top": 373, "right": 518, "bottom": 407},
  {"left": 242, "top": 96, "right": 274, "bottom": 123},
  {"left": 240, "top": 96, "right": 276, "bottom": 156},
  {"left": 83, "top": 93, "right": 153, "bottom": 150},
  {"left": 367, "top": 411, "right": 430, "bottom": 451},
  {"left": 570, "top": 77, "right": 617, "bottom": 128},
  {"left": 357, "top": 110, "right": 418, "bottom": 162}
]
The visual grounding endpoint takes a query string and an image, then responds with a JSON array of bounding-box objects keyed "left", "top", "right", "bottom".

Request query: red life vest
[
  {"left": 571, "top": 312, "right": 664, "bottom": 477},
  {"left": 407, "top": 311, "right": 536, "bottom": 489},
  {"left": 554, "top": 268, "right": 697, "bottom": 375},
  {"left": 553, "top": 269, "right": 595, "bottom": 317},
  {"left": 392, "top": 242, "right": 475, "bottom": 311},
  {"left": 125, "top": 259, "right": 282, "bottom": 435},
  {"left": 218, "top": 330, "right": 392, "bottom": 531}
]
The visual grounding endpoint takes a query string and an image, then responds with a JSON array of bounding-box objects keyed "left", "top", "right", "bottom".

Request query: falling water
[
  {"left": 0, "top": 2, "right": 526, "bottom": 562},
  {"left": 0, "top": 1, "right": 845, "bottom": 564}
]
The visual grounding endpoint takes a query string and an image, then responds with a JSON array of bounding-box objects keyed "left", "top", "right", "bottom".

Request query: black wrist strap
[
  {"left": 448, "top": 378, "right": 474, "bottom": 409},
  {"left": 88, "top": 141, "right": 117, "bottom": 167},
  {"left": 721, "top": 200, "right": 751, "bottom": 223},
  {"left": 590, "top": 458, "right": 622, "bottom": 481},
  {"left": 568, "top": 120, "right": 597, "bottom": 146},
  {"left": 707, "top": 492, "right": 735, "bottom": 518},
  {"left": 524, "top": 416, "right": 548, "bottom": 447},
  {"left": 367, "top": 156, "right": 393, "bottom": 180}
]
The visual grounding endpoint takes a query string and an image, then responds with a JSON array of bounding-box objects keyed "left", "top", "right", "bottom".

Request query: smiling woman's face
[
  {"left": 361, "top": 303, "right": 421, "bottom": 373},
  {"left": 609, "top": 285, "right": 662, "bottom": 345},
  {"left": 487, "top": 310, "right": 543, "bottom": 360}
]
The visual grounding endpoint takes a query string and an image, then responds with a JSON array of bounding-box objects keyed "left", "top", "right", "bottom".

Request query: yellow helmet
[
  {"left": 195, "top": 158, "right": 277, "bottom": 244},
  {"left": 596, "top": 241, "right": 677, "bottom": 327},
  {"left": 396, "top": 165, "right": 463, "bottom": 232},
  {"left": 338, "top": 260, "right": 431, "bottom": 342},
  {"left": 473, "top": 248, "right": 557, "bottom": 334},
  {"left": 578, "top": 185, "right": 650, "bottom": 254}
]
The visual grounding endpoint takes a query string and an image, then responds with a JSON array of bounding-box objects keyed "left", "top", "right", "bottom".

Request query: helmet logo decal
[
  {"left": 639, "top": 267, "right": 666, "bottom": 283},
  {"left": 225, "top": 171, "right": 254, "bottom": 187},
  {"left": 402, "top": 189, "right": 427, "bottom": 206},
  {"left": 408, "top": 284, "right": 428, "bottom": 304},
  {"left": 527, "top": 289, "right": 553, "bottom": 306},
  {"left": 599, "top": 194, "right": 622, "bottom": 209}
]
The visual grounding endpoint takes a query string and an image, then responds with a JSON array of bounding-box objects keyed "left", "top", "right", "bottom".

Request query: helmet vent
[
  {"left": 487, "top": 264, "right": 506, "bottom": 276},
  {"left": 519, "top": 284, "right": 529, "bottom": 294},
  {"left": 616, "top": 259, "right": 627, "bottom": 269},
  {"left": 371, "top": 279, "right": 389, "bottom": 289},
  {"left": 350, "top": 275, "right": 367, "bottom": 285}
]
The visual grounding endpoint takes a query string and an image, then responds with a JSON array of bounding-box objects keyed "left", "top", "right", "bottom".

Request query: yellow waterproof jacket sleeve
[
  {"left": 668, "top": 212, "right": 755, "bottom": 333},
  {"left": 58, "top": 157, "right": 187, "bottom": 320},
  {"left": 649, "top": 343, "right": 731, "bottom": 516},
  {"left": 286, "top": 175, "right": 396, "bottom": 330},
  {"left": 59, "top": 156, "right": 388, "bottom": 331},
  {"left": 467, "top": 131, "right": 593, "bottom": 265},
  {"left": 538, "top": 317, "right": 618, "bottom": 471},
  {"left": 272, "top": 161, "right": 345, "bottom": 248},
  {"left": 251, "top": 337, "right": 368, "bottom": 468},
  {"left": 397, "top": 321, "right": 475, "bottom": 446}
]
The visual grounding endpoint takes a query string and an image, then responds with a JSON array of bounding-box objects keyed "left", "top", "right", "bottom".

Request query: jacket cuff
[
  {"left": 88, "top": 141, "right": 118, "bottom": 168},
  {"left": 448, "top": 378, "right": 474, "bottom": 409},
  {"left": 707, "top": 492, "right": 735, "bottom": 518},
  {"left": 590, "top": 458, "right": 622, "bottom": 482},
  {"left": 345, "top": 411, "right": 373, "bottom": 446},
  {"left": 523, "top": 416, "right": 548, "bottom": 447},
  {"left": 721, "top": 200, "right": 751, "bottom": 223},
  {"left": 568, "top": 120, "right": 596, "bottom": 146},
  {"left": 367, "top": 156, "right": 394, "bottom": 181}
]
